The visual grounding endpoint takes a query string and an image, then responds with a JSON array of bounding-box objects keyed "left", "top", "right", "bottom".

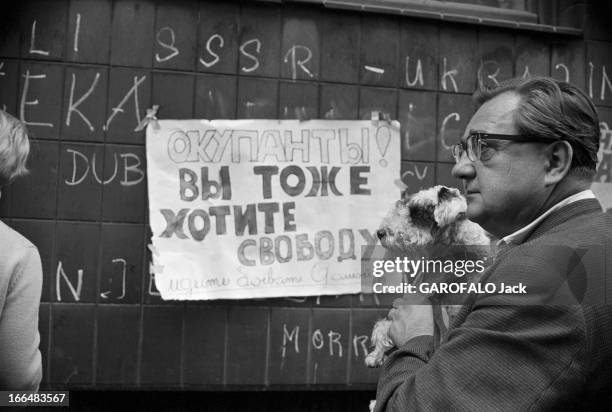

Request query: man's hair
[
  {"left": 474, "top": 77, "right": 600, "bottom": 180},
  {"left": 0, "top": 110, "right": 30, "bottom": 187}
]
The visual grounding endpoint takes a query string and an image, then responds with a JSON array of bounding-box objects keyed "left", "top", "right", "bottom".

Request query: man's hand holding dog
[{"left": 388, "top": 296, "right": 434, "bottom": 346}]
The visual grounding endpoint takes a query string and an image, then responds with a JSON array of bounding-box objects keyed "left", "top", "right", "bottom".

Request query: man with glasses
[{"left": 374, "top": 77, "right": 612, "bottom": 411}]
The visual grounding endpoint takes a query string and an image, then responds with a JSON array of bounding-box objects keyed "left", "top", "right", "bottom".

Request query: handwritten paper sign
[
  {"left": 593, "top": 119, "right": 612, "bottom": 209},
  {"left": 146, "top": 119, "right": 400, "bottom": 300}
]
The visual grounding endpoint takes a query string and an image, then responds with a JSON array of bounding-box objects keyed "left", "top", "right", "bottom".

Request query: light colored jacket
[{"left": 0, "top": 220, "right": 42, "bottom": 390}]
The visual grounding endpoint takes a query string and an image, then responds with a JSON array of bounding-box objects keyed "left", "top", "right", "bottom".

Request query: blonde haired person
[{"left": 0, "top": 110, "right": 42, "bottom": 390}]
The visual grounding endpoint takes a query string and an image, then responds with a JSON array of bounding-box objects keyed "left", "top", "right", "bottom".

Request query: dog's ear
[
  {"left": 437, "top": 186, "right": 452, "bottom": 202},
  {"left": 399, "top": 191, "right": 413, "bottom": 204}
]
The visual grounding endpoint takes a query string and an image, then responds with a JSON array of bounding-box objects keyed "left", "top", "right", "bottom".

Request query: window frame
[{"left": 283, "top": 0, "right": 582, "bottom": 36}]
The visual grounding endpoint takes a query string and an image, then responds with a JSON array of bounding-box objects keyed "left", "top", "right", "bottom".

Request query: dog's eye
[
  {"left": 409, "top": 204, "right": 436, "bottom": 227},
  {"left": 438, "top": 187, "right": 451, "bottom": 201}
]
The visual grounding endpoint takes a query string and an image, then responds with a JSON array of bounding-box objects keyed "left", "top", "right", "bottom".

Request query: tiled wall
[{"left": 0, "top": 0, "right": 610, "bottom": 389}]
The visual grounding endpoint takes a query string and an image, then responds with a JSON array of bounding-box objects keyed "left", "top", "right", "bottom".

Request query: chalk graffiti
[
  {"left": 555, "top": 63, "right": 570, "bottom": 83},
  {"left": 281, "top": 324, "right": 300, "bottom": 358},
  {"left": 405, "top": 57, "right": 424, "bottom": 87},
  {"left": 100, "top": 258, "right": 127, "bottom": 300},
  {"left": 73, "top": 13, "right": 81, "bottom": 52},
  {"left": 283, "top": 45, "right": 314, "bottom": 80},
  {"left": 441, "top": 57, "right": 458, "bottom": 93},
  {"left": 104, "top": 75, "right": 147, "bottom": 132},
  {"left": 240, "top": 38, "right": 261, "bottom": 73},
  {"left": 199, "top": 34, "right": 224, "bottom": 68},
  {"left": 29, "top": 20, "right": 49, "bottom": 56},
  {"left": 20, "top": 70, "right": 53, "bottom": 128},
  {"left": 155, "top": 26, "right": 179, "bottom": 63},
  {"left": 477, "top": 60, "right": 500, "bottom": 89},
  {"left": 65, "top": 72, "right": 101, "bottom": 131},
  {"left": 55, "top": 261, "right": 83, "bottom": 302},
  {"left": 440, "top": 112, "right": 461, "bottom": 151},
  {"left": 64, "top": 149, "right": 145, "bottom": 187}
]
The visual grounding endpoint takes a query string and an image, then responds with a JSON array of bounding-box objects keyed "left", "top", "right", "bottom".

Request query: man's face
[{"left": 451, "top": 91, "right": 548, "bottom": 238}]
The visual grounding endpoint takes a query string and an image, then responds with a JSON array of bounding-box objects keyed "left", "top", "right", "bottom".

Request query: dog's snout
[{"left": 377, "top": 229, "right": 386, "bottom": 240}]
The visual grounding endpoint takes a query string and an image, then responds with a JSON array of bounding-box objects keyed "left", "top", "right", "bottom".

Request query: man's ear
[{"left": 544, "top": 140, "right": 573, "bottom": 185}]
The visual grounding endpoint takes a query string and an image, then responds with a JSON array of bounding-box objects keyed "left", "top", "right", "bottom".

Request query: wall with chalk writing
[{"left": 0, "top": 0, "right": 610, "bottom": 391}]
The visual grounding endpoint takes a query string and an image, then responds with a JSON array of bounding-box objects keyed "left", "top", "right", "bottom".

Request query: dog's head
[{"left": 377, "top": 185, "right": 468, "bottom": 250}]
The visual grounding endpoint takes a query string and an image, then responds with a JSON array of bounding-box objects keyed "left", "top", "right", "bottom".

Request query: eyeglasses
[{"left": 451, "top": 132, "right": 554, "bottom": 163}]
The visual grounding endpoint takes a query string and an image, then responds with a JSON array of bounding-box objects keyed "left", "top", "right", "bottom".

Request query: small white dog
[{"left": 365, "top": 185, "right": 490, "bottom": 368}]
